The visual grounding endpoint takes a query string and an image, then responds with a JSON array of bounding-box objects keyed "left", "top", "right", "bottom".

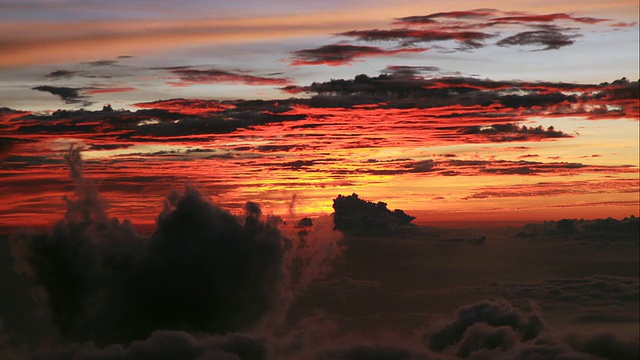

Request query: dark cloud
[
  {"left": 516, "top": 216, "right": 640, "bottom": 242},
  {"left": 497, "top": 30, "right": 579, "bottom": 50},
  {"left": 167, "top": 68, "right": 292, "bottom": 86},
  {"left": 565, "top": 332, "right": 639, "bottom": 360},
  {"left": 382, "top": 65, "right": 441, "bottom": 77},
  {"left": 10, "top": 147, "right": 286, "bottom": 345},
  {"left": 315, "top": 345, "right": 426, "bottom": 360},
  {"left": 32, "top": 85, "right": 92, "bottom": 106},
  {"left": 331, "top": 8, "right": 609, "bottom": 54},
  {"left": 452, "top": 123, "right": 571, "bottom": 142},
  {"left": 338, "top": 29, "right": 494, "bottom": 48},
  {"left": 31, "top": 331, "right": 266, "bottom": 360},
  {"left": 7, "top": 147, "right": 346, "bottom": 357},
  {"left": 289, "top": 44, "right": 427, "bottom": 66},
  {"left": 426, "top": 299, "right": 545, "bottom": 354},
  {"left": 332, "top": 193, "right": 415, "bottom": 236},
  {"left": 44, "top": 70, "right": 80, "bottom": 79},
  {"left": 493, "top": 13, "right": 608, "bottom": 25},
  {"left": 396, "top": 9, "right": 499, "bottom": 24},
  {"left": 81, "top": 59, "right": 119, "bottom": 67}
]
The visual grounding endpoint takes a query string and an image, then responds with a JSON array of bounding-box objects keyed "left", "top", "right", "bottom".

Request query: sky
[{"left": 1, "top": 0, "right": 639, "bottom": 228}]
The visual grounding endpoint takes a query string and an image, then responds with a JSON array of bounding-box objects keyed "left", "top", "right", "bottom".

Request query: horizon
[{"left": 1, "top": 2, "right": 639, "bottom": 229}]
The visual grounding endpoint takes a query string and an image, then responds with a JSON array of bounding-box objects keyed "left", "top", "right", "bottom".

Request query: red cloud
[{"left": 134, "top": 99, "right": 235, "bottom": 115}]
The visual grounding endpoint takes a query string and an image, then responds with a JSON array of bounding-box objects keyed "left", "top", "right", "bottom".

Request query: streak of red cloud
[{"left": 134, "top": 99, "right": 236, "bottom": 115}]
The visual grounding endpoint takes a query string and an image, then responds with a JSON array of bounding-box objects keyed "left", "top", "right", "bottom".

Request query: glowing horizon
[{"left": 1, "top": 1, "right": 638, "bottom": 229}]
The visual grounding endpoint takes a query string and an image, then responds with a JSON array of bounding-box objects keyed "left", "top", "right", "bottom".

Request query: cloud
[
  {"left": 396, "top": 9, "right": 500, "bottom": 24},
  {"left": 134, "top": 98, "right": 236, "bottom": 115},
  {"left": 31, "top": 330, "right": 266, "bottom": 360},
  {"left": 451, "top": 123, "right": 572, "bottom": 142},
  {"left": 339, "top": 28, "right": 495, "bottom": 48},
  {"left": 381, "top": 65, "right": 463, "bottom": 78},
  {"left": 333, "top": 8, "right": 610, "bottom": 53},
  {"left": 9, "top": 147, "right": 345, "bottom": 349},
  {"left": 426, "top": 299, "right": 544, "bottom": 354},
  {"left": 44, "top": 70, "right": 80, "bottom": 79},
  {"left": 332, "top": 193, "right": 415, "bottom": 235},
  {"left": 289, "top": 44, "right": 427, "bottom": 66},
  {"left": 497, "top": 30, "right": 579, "bottom": 50},
  {"left": 493, "top": 13, "right": 608, "bottom": 25},
  {"left": 81, "top": 59, "right": 119, "bottom": 67},
  {"left": 10, "top": 147, "right": 286, "bottom": 344},
  {"left": 167, "top": 68, "right": 292, "bottom": 87},
  {"left": 31, "top": 85, "right": 92, "bottom": 106}
]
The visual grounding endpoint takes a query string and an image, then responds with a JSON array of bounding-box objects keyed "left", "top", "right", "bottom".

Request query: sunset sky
[{"left": 1, "top": 0, "right": 639, "bottom": 228}]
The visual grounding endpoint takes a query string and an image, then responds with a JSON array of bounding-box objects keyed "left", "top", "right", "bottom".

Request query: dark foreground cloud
[
  {"left": 426, "top": 299, "right": 545, "bottom": 355},
  {"left": 10, "top": 147, "right": 285, "bottom": 345},
  {"left": 423, "top": 298, "right": 639, "bottom": 359}
]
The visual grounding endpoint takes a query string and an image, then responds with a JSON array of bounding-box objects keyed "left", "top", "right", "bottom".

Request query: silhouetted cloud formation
[
  {"left": 332, "top": 193, "right": 415, "bottom": 235},
  {"left": 338, "top": 29, "right": 494, "bottom": 48},
  {"left": 32, "top": 85, "right": 92, "bottom": 106},
  {"left": 497, "top": 30, "right": 579, "bottom": 50},
  {"left": 166, "top": 68, "right": 292, "bottom": 86},
  {"left": 516, "top": 216, "right": 640, "bottom": 242},
  {"left": 11, "top": 147, "right": 286, "bottom": 345},
  {"left": 289, "top": 44, "right": 427, "bottom": 66},
  {"left": 7, "top": 146, "right": 346, "bottom": 358},
  {"left": 332, "top": 8, "right": 612, "bottom": 52}
]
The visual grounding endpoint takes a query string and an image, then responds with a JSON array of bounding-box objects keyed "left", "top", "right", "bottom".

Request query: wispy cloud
[
  {"left": 289, "top": 44, "right": 427, "bottom": 66},
  {"left": 335, "top": 8, "right": 615, "bottom": 52},
  {"left": 166, "top": 67, "right": 293, "bottom": 86}
]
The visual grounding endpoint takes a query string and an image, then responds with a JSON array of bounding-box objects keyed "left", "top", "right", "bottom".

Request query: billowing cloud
[
  {"left": 289, "top": 44, "right": 427, "bottom": 66},
  {"left": 9, "top": 147, "right": 342, "bottom": 346},
  {"left": 426, "top": 299, "right": 544, "bottom": 355}
]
